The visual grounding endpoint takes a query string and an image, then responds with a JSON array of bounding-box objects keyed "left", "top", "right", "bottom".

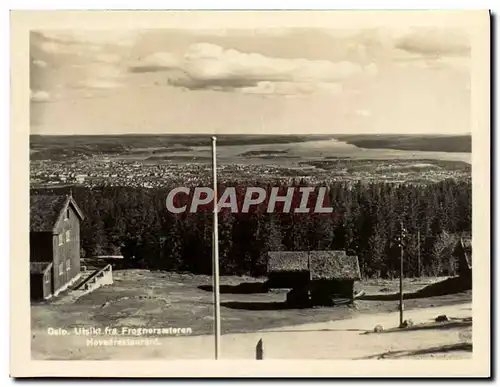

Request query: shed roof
[
  {"left": 30, "top": 194, "right": 85, "bottom": 233},
  {"left": 267, "top": 251, "right": 308, "bottom": 272},
  {"left": 309, "top": 251, "right": 361, "bottom": 280},
  {"left": 267, "top": 250, "right": 361, "bottom": 281}
]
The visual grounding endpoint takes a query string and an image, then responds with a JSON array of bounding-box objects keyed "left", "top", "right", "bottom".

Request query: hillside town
[{"left": 30, "top": 157, "right": 470, "bottom": 189}]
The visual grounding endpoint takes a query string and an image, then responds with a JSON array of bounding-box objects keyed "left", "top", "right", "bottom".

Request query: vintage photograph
[{"left": 11, "top": 10, "right": 490, "bottom": 377}]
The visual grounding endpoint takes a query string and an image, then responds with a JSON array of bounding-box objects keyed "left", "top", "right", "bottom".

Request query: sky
[{"left": 29, "top": 17, "right": 471, "bottom": 135}]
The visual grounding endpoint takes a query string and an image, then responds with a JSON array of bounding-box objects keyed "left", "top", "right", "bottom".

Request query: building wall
[
  {"left": 30, "top": 275, "right": 44, "bottom": 300},
  {"left": 311, "top": 279, "right": 355, "bottom": 300},
  {"left": 30, "top": 270, "right": 52, "bottom": 300},
  {"left": 42, "top": 269, "right": 52, "bottom": 299},
  {"left": 30, "top": 232, "right": 53, "bottom": 262},
  {"left": 267, "top": 271, "right": 310, "bottom": 289},
  {"left": 52, "top": 204, "right": 81, "bottom": 292},
  {"left": 30, "top": 233, "right": 54, "bottom": 300}
]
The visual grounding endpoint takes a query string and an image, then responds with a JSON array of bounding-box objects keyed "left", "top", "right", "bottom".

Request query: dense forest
[{"left": 32, "top": 179, "right": 471, "bottom": 279}]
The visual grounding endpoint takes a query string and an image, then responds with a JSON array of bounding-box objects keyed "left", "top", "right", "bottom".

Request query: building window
[
  {"left": 58, "top": 234, "right": 64, "bottom": 246},
  {"left": 44, "top": 273, "right": 50, "bottom": 284},
  {"left": 66, "top": 259, "right": 71, "bottom": 271},
  {"left": 66, "top": 230, "right": 71, "bottom": 242},
  {"left": 64, "top": 208, "right": 69, "bottom": 221},
  {"left": 58, "top": 263, "right": 63, "bottom": 275}
]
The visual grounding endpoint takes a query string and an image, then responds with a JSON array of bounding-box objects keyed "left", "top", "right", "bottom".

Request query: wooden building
[
  {"left": 30, "top": 194, "right": 85, "bottom": 300},
  {"left": 453, "top": 235, "right": 472, "bottom": 283},
  {"left": 29, "top": 262, "right": 53, "bottom": 300},
  {"left": 308, "top": 250, "right": 361, "bottom": 302},
  {"left": 267, "top": 251, "right": 310, "bottom": 289},
  {"left": 267, "top": 250, "right": 361, "bottom": 306}
]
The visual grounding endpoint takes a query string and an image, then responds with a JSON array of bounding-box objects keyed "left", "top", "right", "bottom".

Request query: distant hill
[
  {"left": 241, "top": 149, "right": 290, "bottom": 157},
  {"left": 145, "top": 155, "right": 212, "bottom": 162},
  {"left": 30, "top": 134, "right": 331, "bottom": 149},
  {"left": 29, "top": 134, "right": 331, "bottom": 160},
  {"left": 334, "top": 134, "right": 471, "bottom": 153},
  {"left": 29, "top": 133, "right": 471, "bottom": 161}
]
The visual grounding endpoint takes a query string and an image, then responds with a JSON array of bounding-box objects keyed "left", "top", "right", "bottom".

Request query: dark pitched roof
[
  {"left": 30, "top": 261, "right": 52, "bottom": 275},
  {"left": 267, "top": 250, "right": 362, "bottom": 281},
  {"left": 30, "top": 195, "right": 68, "bottom": 232},
  {"left": 268, "top": 251, "right": 309, "bottom": 272},
  {"left": 309, "top": 251, "right": 361, "bottom": 280},
  {"left": 30, "top": 194, "right": 85, "bottom": 233}
]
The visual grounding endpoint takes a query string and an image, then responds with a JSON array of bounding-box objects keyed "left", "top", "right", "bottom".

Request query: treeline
[{"left": 32, "top": 179, "right": 471, "bottom": 279}]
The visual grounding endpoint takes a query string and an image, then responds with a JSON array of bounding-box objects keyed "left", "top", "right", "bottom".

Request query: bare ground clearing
[{"left": 31, "top": 270, "right": 472, "bottom": 360}]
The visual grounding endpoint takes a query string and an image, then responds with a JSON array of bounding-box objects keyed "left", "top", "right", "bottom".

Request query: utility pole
[
  {"left": 399, "top": 220, "right": 406, "bottom": 327},
  {"left": 307, "top": 252, "right": 312, "bottom": 304},
  {"left": 417, "top": 230, "right": 421, "bottom": 278},
  {"left": 211, "top": 136, "right": 221, "bottom": 360}
]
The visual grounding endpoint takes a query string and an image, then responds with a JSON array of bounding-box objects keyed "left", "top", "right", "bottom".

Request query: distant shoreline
[{"left": 30, "top": 134, "right": 472, "bottom": 155}]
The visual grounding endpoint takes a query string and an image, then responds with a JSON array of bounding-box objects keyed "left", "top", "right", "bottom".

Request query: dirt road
[{"left": 32, "top": 302, "right": 472, "bottom": 360}]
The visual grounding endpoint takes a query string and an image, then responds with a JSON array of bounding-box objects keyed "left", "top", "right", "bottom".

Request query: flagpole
[
  {"left": 399, "top": 220, "right": 405, "bottom": 327},
  {"left": 211, "top": 136, "right": 221, "bottom": 360}
]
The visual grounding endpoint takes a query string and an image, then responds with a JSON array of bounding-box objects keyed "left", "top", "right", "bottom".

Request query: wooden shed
[
  {"left": 267, "top": 251, "right": 310, "bottom": 289},
  {"left": 309, "top": 250, "right": 361, "bottom": 302},
  {"left": 267, "top": 250, "right": 362, "bottom": 306}
]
